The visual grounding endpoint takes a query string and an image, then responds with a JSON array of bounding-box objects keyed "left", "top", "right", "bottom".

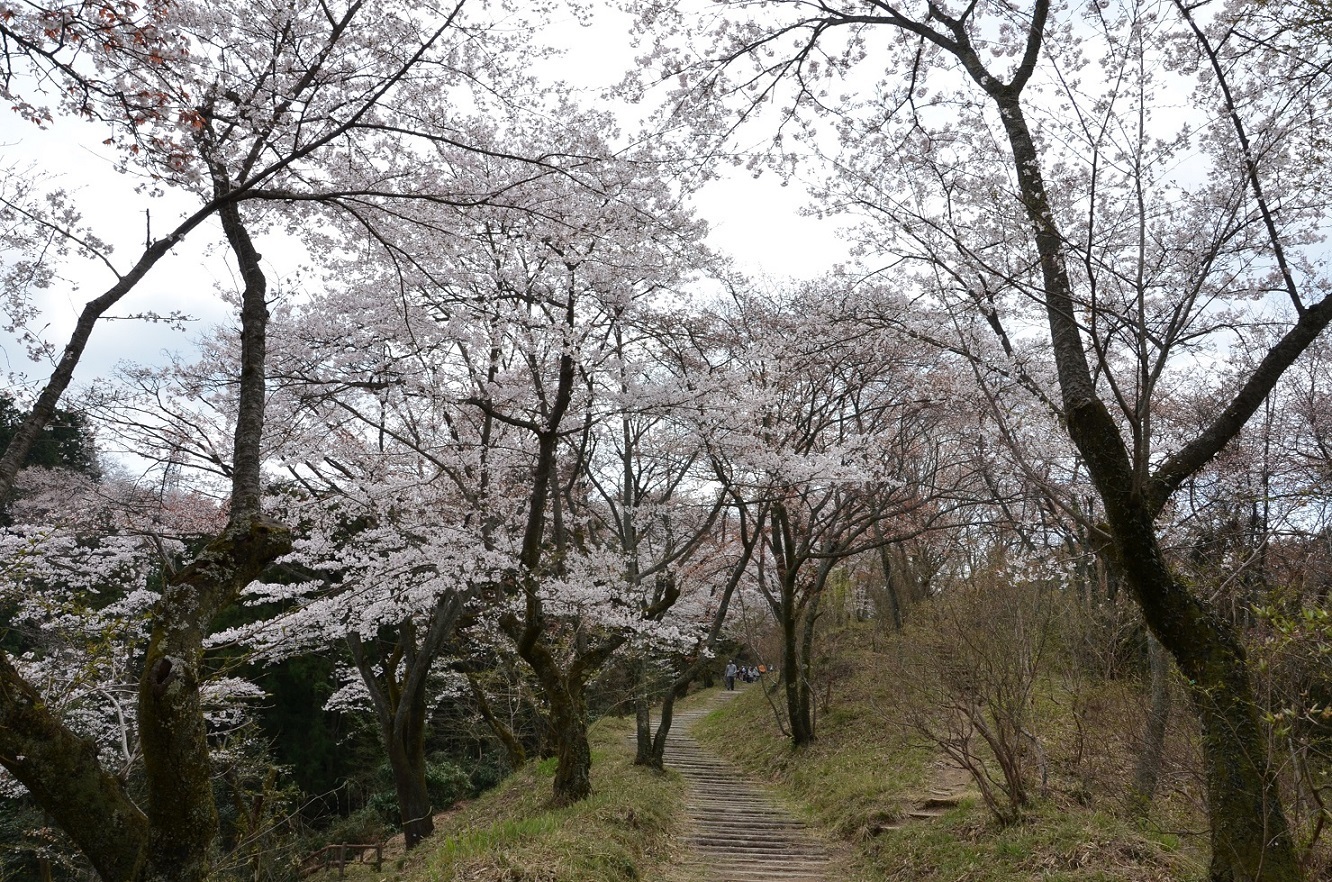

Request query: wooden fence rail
[{"left": 300, "top": 842, "right": 384, "bottom": 878}]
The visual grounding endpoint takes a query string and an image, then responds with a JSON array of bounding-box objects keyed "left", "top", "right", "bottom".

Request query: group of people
[{"left": 722, "top": 661, "right": 764, "bottom": 690}]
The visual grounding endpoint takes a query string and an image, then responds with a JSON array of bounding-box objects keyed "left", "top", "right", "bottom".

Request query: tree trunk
[
  {"left": 647, "top": 684, "right": 683, "bottom": 769},
  {"left": 988, "top": 85, "right": 1301, "bottom": 881},
  {"left": 634, "top": 690, "right": 654, "bottom": 767},
  {"left": 640, "top": 669, "right": 693, "bottom": 770},
  {"left": 874, "top": 526, "right": 904, "bottom": 630},
  {"left": 0, "top": 172, "right": 281, "bottom": 882},
  {"left": 799, "top": 587, "right": 821, "bottom": 737},
  {"left": 138, "top": 521, "right": 292, "bottom": 882},
  {"left": 548, "top": 685, "right": 592, "bottom": 806},
  {"left": 781, "top": 590, "right": 813, "bottom": 747},
  {"left": 1114, "top": 512, "right": 1296, "bottom": 881},
  {"left": 135, "top": 190, "right": 288, "bottom": 882},
  {"left": 1131, "top": 632, "right": 1172, "bottom": 815},
  {"left": 0, "top": 651, "right": 149, "bottom": 881},
  {"left": 384, "top": 719, "right": 433, "bottom": 849}
]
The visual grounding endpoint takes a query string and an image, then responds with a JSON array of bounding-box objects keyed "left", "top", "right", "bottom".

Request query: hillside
[
  {"left": 693, "top": 640, "right": 1209, "bottom": 882},
  {"left": 302, "top": 698, "right": 691, "bottom": 882},
  {"left": 311, "top": 622, "right": 1230, "bottom": 882}
]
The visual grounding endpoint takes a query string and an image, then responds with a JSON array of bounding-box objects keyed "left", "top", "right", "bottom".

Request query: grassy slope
[
  {"left": 693, "top": 631, "right": 1210, "bottom": 882},
  {"left": 309, "top": 626, "right": 1215, "bottom": 882},
  {"left": 308, "top": 711, "right": 686, "bottom": 882}
]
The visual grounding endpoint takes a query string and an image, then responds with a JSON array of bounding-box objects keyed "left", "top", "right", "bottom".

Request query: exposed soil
[{"left": 872, "top": 758, "right": 977, "bottom": 834}]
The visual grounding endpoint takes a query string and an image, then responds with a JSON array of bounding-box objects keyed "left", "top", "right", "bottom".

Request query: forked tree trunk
[
  {"left": 986, "top": 74, "right": 1303, "bottom": 880},
  {"left": 138, "top": 521, "right": 291, "bottom": 882},
  {"left": 0, "top": 191, "right": 292, "bottom": 882},
  {"left": 348, "top": 597, "right": 463, "bottom": 850},
  {"left": 503, "top": 608, "right": 618, "bottom": 807},
  {"left": 638, "top": 671, "right": 692, "bottom": 770},
  {"left": 646, "top": 687, "right": 679, "bottom": 769}
]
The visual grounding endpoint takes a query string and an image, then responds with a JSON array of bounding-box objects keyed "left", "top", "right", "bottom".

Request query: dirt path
[
  {"left": 662, "top": 689, "right": 831, "bottom": 882},
  {"left": 879, "top": 759, "right": 975, "bottom": 831}
]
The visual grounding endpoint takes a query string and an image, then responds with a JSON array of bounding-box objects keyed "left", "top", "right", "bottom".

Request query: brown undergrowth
[{"left": 694, "top": 618, "right": 1212, "bottom": 882}]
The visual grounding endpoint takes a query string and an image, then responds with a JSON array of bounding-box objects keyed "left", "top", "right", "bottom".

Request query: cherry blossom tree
[
  {"left": 198, "top": 294, "right": 515, "bottom": 848},
  {"left": 576, "top": 298, "right": 751, "bottom": 767},
  {"left": 630, "top": 0, "right": 1332, "bottom": 877},
  {"left": 695, "top": 282, "right": 973, "bottom": 745},
  {"left": 0, "top": 2, "right": 592, "bottom": 872},
  {"left": 201, "top": 110, "right": 714, "bottom": 817},
  {"left": 0, "top": 0, "right": 527, "bottom": 499},
  {"left": 449, "top": 139, "right": 710, "bottom": 806}
]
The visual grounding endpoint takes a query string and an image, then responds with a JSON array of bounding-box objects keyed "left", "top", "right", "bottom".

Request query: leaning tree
[{"left": 632, "top": 0, "right": 1332, "bottom": 878}]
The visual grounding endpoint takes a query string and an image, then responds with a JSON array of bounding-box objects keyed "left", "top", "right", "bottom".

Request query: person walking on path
[{"left": 724, "top": 661, "right": 738, "bottom": 691}]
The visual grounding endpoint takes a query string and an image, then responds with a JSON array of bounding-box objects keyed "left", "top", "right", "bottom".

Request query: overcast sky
[{"left": 0, "top": 3, "right": 850, "bottom": 406}]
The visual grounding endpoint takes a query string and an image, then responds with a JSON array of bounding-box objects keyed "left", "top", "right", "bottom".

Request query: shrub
[{"left": 881, "top": 575, "right": 1056, "bottom": 825}]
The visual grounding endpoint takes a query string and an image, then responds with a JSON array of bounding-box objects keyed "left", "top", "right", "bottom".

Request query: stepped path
[{"left": 660, "top": 688, "right": 831, "bottom": 882}]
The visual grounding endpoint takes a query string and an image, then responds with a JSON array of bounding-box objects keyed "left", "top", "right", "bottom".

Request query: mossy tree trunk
[
  {"left": 941, "top": 9, "right": 1314, "bottom": 874},
  {"left": 0, "top": 190, "right": 290, "bottom": 882},
  {"left": 137, "top": 520, "right": 292, "bottom": 882},
  {"left": 504, "top": 578, "right": 682, "bottom": 803},
  {"left": 0, "top": 652, "right": 150, "bottom": 881},
  {"left": 500, "top": 614, "right": 620, "bottom": 806},
  {"left": 549, "top": 681, "right": 594, "bottom": 805}
]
